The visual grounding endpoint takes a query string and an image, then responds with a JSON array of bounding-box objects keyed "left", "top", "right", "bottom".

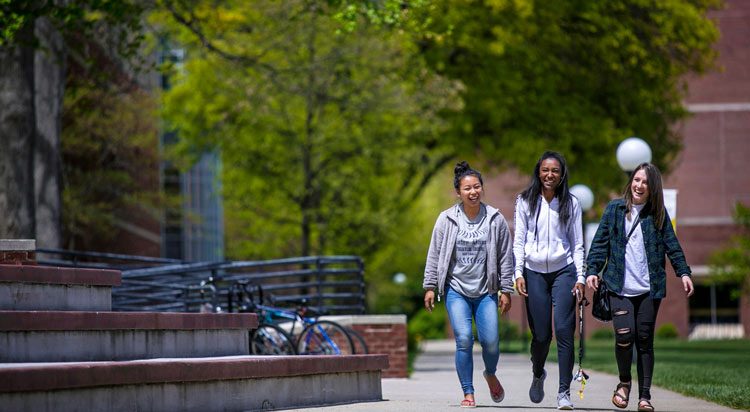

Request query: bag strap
[
  {"left": 598, "top": 213, "right": 640, "bottom": 283},
  {"left": 626, "top": 213, "right": 641, "bottom": 242}
]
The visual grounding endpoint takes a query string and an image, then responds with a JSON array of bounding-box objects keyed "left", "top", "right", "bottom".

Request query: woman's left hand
[
  {"left": 498, "top": 292, "right": 512, "bottom": 315},
  {"left": 682, "top": 275, "right": 694, "bottom": 297},
  {"left": 573, "top": 283, "right": 585, "bottom": 303}
]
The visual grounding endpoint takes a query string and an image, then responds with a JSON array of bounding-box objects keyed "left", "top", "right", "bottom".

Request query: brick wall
[
  {"left": 349, "top": 323, "right": 407, "bottom": 378},
  {"left": 0, "top": 240, "right": 37, "bottom": 265},
  {"left": 323, "top": 315, "right": 407, "bottom": 378}
]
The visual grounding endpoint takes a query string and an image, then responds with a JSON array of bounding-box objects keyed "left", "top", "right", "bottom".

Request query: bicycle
[
  {"left": 343, "top": 326, "right": 369, "bottom": 355},
  {"left": 228, "top": 280, "right": 356, "bottom": 356},
  {"left": 199, "top": 277, "right": 296, "bottom": 355}
]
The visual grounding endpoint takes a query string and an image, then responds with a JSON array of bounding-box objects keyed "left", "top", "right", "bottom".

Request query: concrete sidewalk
[{"left": 295, "top": 339, "right": 741, "bottom": 412}]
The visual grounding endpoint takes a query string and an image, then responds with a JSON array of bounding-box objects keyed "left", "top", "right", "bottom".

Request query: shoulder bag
[{"left": 591, "top": 279, "right": 611, "bottom": 322}]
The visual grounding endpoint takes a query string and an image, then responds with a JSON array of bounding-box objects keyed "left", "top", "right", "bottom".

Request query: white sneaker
[{"left": 557, "top": 391, "right": 574, "bottom": 410}]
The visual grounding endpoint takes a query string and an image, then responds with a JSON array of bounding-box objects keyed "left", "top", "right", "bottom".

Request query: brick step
[
  {"left": 0, "top": 311, "right": 258, "bottom": 362},
  {"left": 0, "top": 354, "right": 388, "bottom": 412},
  {"left": 0, "top": 264, "right": 121, "bottom": 311}
]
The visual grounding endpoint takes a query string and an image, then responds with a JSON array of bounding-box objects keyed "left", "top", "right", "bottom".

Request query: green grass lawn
[{"left": 546, "top": 338, "right": 750, "bottom": 410}]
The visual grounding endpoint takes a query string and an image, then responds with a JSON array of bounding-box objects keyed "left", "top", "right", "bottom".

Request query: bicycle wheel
[
  {"left": 250, "top": 323, "right": 297, "bottom": 355},
  {"left": 345, "top": 327, "right": 369, "bottom": 354},
  {"left": 296, "top": 320, "right": 355, "bottom": 355}
]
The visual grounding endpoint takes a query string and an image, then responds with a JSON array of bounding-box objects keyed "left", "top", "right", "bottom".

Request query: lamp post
[
  {"left": 616, "top": 137, "right": 652, "bottom": 175},
  {"left": 570, "top": 184, "right": 594, "bottom": 357},
  {"left": 570, "top": 184, "right": 594, "bottom": 254}
]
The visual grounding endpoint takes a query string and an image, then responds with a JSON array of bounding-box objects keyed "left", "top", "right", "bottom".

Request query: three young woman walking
[{"left": 422, "top": 158, "right": 693, "bottom": 412}]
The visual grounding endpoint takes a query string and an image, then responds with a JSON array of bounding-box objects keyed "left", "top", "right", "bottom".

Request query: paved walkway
[{"left": 296, "top": 340, "right": 740, "bottom": 412}]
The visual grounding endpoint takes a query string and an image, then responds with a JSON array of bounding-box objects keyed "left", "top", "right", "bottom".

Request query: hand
[
  {"left": 515, "top": 278, "right": 527, "bottom": 297},
  {"left": 586, "top": 275, "right": 599, "bottom": 290},
  {"left": 682, "top": 275, "right": 694, "bottom": 297},
  {"left": 499, "top": 292, "right": 512, "bottom": 315},
  {"left": 424, "top": 290, "right": 435, "bottom": 313},
  {"left": 574, "top": 283, "right": 585, "bottom": 303}
]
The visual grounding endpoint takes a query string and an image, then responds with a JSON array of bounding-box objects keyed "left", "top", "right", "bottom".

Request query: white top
[
  {"left": 623, "top": 203, "right": 650, "bottom": 296},
  {"left": 513, "top": 194, "right": 585, "bottom": 283}
]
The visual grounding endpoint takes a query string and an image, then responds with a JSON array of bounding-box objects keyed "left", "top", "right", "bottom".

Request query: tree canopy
[
  {"left": 0, "top": 0, "right": 145, "bottom": 53},
  {"left": 418, "top": 0, "right": 721, "bottom": 198},
  {"left": 155, "top": 0, "right": 459, "bottom": 258}
]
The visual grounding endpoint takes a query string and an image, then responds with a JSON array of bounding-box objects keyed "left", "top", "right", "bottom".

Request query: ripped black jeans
[{"left": 610, "top": 293, "right": 662, "bottom": 401}]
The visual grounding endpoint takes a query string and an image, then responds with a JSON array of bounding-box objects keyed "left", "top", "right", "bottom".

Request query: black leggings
[
  {"left": 610, "top": 293, "right": 662, "bottom": 401},
  {"left": 524, "top": 264, "right": 577, "bottom": 393}
]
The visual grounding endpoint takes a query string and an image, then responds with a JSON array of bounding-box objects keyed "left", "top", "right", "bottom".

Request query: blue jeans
[
  {"left": 524, "top": 264, "right": 576, "bottom": 393},
  {"left": 445, "top": 286, "right": 500, "bottom": 395}
]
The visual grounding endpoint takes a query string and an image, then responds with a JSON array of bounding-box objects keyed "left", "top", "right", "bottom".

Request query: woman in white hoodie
[{"left": 513, "top": 151, "right": 585, "bottom": 410}]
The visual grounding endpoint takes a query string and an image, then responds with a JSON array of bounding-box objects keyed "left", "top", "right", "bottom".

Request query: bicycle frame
[
  {"left": 221, "top": 279, "right": 349, "bottom": 355},
  {"left": 255, "top": 303, "right": 344, "bottom": 355}
]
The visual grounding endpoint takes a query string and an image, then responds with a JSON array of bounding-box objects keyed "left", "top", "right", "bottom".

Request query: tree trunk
[
  {"left": 34, "top": 17, "right": 65, "bottom": 249},
  {"left": 0, "top": 23, "right": 36, "bottom": 239}
]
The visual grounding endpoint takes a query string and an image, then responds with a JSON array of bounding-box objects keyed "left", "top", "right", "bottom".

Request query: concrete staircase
[{"left": 0, "top": 262, "right": 388, "bottom": 411}]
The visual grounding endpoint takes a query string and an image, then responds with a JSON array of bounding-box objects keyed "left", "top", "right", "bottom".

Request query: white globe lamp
[
  {"left": 616, "top": 137, "right": 652, "bottom": 173},
  {"left": 570, "top": 184, "right": 594, "bottom": 212}
]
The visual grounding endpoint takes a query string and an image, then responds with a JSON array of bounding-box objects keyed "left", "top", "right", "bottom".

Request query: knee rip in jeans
[
  {"left": 616, "top": 328, "right": 632, "bottom": 347},
  {"left": 614, "top": 310, "right": 628, "bottom": 316}
]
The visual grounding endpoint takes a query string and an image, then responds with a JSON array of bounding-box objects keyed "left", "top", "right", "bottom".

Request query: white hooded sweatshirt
[{"left": 513, "top": 194, "right": 585, "bottom": 283}]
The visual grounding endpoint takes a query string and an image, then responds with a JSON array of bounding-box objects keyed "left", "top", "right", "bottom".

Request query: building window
[
  {"left": 159, "top": 43, "right": 224, "bottom": 262},
  {"left": 689, "top": 282, "right": 740, "bottom": 324}
]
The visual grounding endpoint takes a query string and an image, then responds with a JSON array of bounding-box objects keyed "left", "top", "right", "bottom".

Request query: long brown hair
[{"left": 623, "top": 162, "right": 665, "bottom": 229}]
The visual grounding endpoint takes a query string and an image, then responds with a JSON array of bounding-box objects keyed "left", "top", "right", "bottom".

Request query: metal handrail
[
  {"left": 36, "top": 249, "right": 366, "bottom": 314},
  {"left": 37, "top": 248, "right": 183, "bottom": 265}
]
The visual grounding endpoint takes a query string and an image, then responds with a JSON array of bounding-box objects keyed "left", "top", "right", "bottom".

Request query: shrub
[
  {"left": 656, "top": 323, "right": 679, "bottom": 339},
  {"left": 407, "top": 304, "right": 447, "bottom": 351},
  {"left": 499, "top": 319, "right": 521, "bottom": 341},
  {"left": 590, "top": 327, "right": 615, "bottom": 340}
]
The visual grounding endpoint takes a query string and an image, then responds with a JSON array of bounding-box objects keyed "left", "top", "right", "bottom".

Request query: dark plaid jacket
[{"left": 585, "top": 198, "right": 691, "bottom": 298}]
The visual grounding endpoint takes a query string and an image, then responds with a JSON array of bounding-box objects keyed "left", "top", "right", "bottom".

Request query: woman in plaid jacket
[{"left": 585, "top": 162, "right": 694, "bottom": 412}]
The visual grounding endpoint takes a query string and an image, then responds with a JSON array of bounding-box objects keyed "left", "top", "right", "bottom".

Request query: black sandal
[
  {"left": 612, "top": 381, "right": 631, "bottom": 409},
  {"left": 638, "top": 398, "right": 655, "bottom": 412}
]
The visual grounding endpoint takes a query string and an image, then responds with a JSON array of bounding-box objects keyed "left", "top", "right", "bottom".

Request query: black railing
[
  {"left": 36, "top": 248, "right": 183, "bottom": 270},
  {"left": 36, "top": 249, "right": 366, "bottom": 315}
]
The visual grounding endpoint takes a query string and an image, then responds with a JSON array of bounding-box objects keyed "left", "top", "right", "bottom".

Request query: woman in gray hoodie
[
  {"left": 423, "top": 161, "right": 515, "bottom": 408},
  {"left": 513, "top": 151, "right": 585, "bottom": 410}
]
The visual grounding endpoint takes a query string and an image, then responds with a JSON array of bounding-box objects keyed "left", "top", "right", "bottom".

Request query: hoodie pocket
[
  {"left": 525, "top": 239, "right": 551, "bottom": 266},
  {"left": 546, "top": 240, "right": 569, "bottom": 266}
]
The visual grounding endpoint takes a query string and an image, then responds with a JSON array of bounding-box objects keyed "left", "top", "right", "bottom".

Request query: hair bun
[
  {"left": 454, "top": 161, "right": 471, "bottom": 176},
  {"left": 453, "top": 161, "right": 483, "bottom": 189}
]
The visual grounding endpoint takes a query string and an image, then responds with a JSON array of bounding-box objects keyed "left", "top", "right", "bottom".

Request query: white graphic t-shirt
[{"left": 448, "top": 203, "right": 490, "bottom": 297}]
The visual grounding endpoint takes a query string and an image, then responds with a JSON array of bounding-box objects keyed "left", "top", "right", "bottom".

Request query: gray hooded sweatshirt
[{"left": 423, "top": 202, "right": 515, "bottom": 297}]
